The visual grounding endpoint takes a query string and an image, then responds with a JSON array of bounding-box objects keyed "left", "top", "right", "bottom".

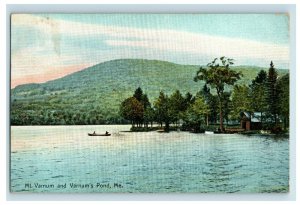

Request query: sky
[{"left": 11, "top": 14, "right": 289, "bottom": 88}]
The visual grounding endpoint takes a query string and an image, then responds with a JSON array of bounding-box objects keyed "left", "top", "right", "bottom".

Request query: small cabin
[{"left": 240, "top": 112, "right": 262, "bottom": 130}]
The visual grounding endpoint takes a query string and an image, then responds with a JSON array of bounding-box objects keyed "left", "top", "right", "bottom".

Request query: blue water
[{"left": 10, "top": 125, "right": 289, "bottom": 193}]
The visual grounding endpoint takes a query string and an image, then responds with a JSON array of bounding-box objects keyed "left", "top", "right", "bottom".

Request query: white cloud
[
  {"left": 11, "top": 14, "right": 289, "bottom": 87},
  {"left": 105, "top": 34, "right": 289, "bottom": 65},
  {"left": 12, "top": 14, "right": 289, "bottom": 64}
]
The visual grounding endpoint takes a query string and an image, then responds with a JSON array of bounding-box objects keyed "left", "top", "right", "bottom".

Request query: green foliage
[
  {"left": 182, "top": 96, "right": 209, "bottom": 132},
  {"left": 252, "top": 70, "right": 268, "bottom": 84},
  {"left": 230, "top": 85, "right": 251, "bottom": 120},
  {"left": 154, "top": 91, "right": 170, "bottom": 127},
  {"left": 249, "top": 70, "right": 268, "bottom": 114},
  {"left": 11, "top": 59, "right": 288, "bottom": 126},
  {"left": 221, "top": 92, "right": 232, "bottom": 123},
  {"left": 183, "top": 92, "right": 195, "bottom": 108},
  {"left": 119, "top": 87, "right": 155, "bottom": 128},
  {"left": 276, "top": 73, "right": 289, "bottom": 130},
  {"left": 194, "top": 57, "right": 242, "bottom": 131},
  {"left": 169, "top": 90, "right": 186, "bottom": 123},
  {"left": 266, "top": 61, "right": 279, "bottom": 124},
  {"left": 141, "top": 94, "right": 151, "bottom": 109},
  {"left": 130, "top": 126, "right": 157, "bottom": 132},
  {"left": 119, "top": 97, "right": 144, "bottom": 126},
  {"left": 144, "top": 107, "right": 155, "bottom": 126},
  {"left": 187, "top": 96, "right": 209, "bottom": 122},
  {"left": 197, "top": 85, "right": 218, "bottom": 124},
  {"left": 133, "top": 87, "right": 143, "bottom": 102}
]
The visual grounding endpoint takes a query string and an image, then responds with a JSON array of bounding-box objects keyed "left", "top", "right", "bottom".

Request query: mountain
[{"left": 11, "top": 59, "right": 288, "bottom": 125}]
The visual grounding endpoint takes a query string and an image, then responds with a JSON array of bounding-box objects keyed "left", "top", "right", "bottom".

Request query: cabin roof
[{"left": 241, "top": 112, "right": 262, "bottom": 123}]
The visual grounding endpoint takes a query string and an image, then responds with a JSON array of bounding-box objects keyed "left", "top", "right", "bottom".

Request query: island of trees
[{"left": 119, "top": 57, "right": 289, "bottom": 134}]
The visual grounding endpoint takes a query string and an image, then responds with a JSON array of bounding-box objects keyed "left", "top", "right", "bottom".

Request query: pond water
[{"left": 10, "top": 125, "right": 289, "bottom": 193}]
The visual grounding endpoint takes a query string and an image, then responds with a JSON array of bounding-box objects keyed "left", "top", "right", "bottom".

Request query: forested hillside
[{"left": 11, "top": 59, "right": 288, "bottom": 125}]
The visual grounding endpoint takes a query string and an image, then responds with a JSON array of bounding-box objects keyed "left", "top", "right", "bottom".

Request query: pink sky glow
[{"left": 11, "top": 64, "right": 91, "bottom": 88}]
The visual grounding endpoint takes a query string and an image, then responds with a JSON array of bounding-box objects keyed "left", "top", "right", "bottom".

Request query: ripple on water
[
  {"left": 10, "top": 126, "right": 289, "bottom": 193},
  {"left": 51, "top": 175, "right": 64, "bottom": 178}
]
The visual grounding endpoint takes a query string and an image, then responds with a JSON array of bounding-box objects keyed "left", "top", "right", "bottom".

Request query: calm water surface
[{"left": 11, "top": 125, "right": 289, "bottom": 193}]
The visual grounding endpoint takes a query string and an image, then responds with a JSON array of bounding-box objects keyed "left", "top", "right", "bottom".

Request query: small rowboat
[{"left": 88, "top": 133, "right": 111, "bottom": 136}]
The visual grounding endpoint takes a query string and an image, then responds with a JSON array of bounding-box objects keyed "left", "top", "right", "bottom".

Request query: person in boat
[
  {"left": 105, "top": 131, "right": 109, "bottom": 135},
  {"left": 93, "top": 131, "right": 96, "bottom": 134}
]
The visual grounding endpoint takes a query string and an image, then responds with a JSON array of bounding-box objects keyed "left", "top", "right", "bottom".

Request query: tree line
[
  {"left": 120, "top": 57, "right": 289, "bottom": 133},
  {"left": 11, "top": 56, "right": 289, "bottom": 131},
  {"left": 11, "top": 108, "right": 124, "bottom": 125}
]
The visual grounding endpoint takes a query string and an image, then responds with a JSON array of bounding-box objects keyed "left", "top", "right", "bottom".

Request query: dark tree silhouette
[{"left": 266, "top": 61, "right": 279, "bottom": 125}]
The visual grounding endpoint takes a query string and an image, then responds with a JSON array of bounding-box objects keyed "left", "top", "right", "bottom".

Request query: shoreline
[{"left": 10, "top": 125, "right": 289, "bottom": 137}]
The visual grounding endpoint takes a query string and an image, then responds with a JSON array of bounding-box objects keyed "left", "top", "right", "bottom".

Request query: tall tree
[
  {"left": 133, "top": 87, "right": 143, "bottom": 102},
  {"left": 266, "top": 61, "right": 279, "bottom": 125},
  {"left": 141, "top": 93, "right": 152, "bottom": 127},
  {"left": 276, "top": 73, "right": 289, "bottom": 130},
  {"left": 250, "top": 70, "right": 267, "bottom": 123},
  {"left": 194, "top": 57, "right": 242, "bottom": 132},
  {"left": 169, "top": 90, "right": 185, "bottom": 125},
  {"left": 133, "top": 88, "right": 152, "bottom": 126},
  {"left": 154, "top": 91, "right": 171, "bottom": 131},
  {"left": 119, "top": 97, "right": 144, "bottom": 127}
]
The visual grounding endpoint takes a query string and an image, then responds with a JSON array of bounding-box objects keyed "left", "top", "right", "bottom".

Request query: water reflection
[{"left": 11, "top": 126, "right": 289, "bottom": 193}]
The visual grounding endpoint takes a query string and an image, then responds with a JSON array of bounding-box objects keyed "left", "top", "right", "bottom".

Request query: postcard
[{"left": 10, "top": 14, "right": 289, "bottom": 193}]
